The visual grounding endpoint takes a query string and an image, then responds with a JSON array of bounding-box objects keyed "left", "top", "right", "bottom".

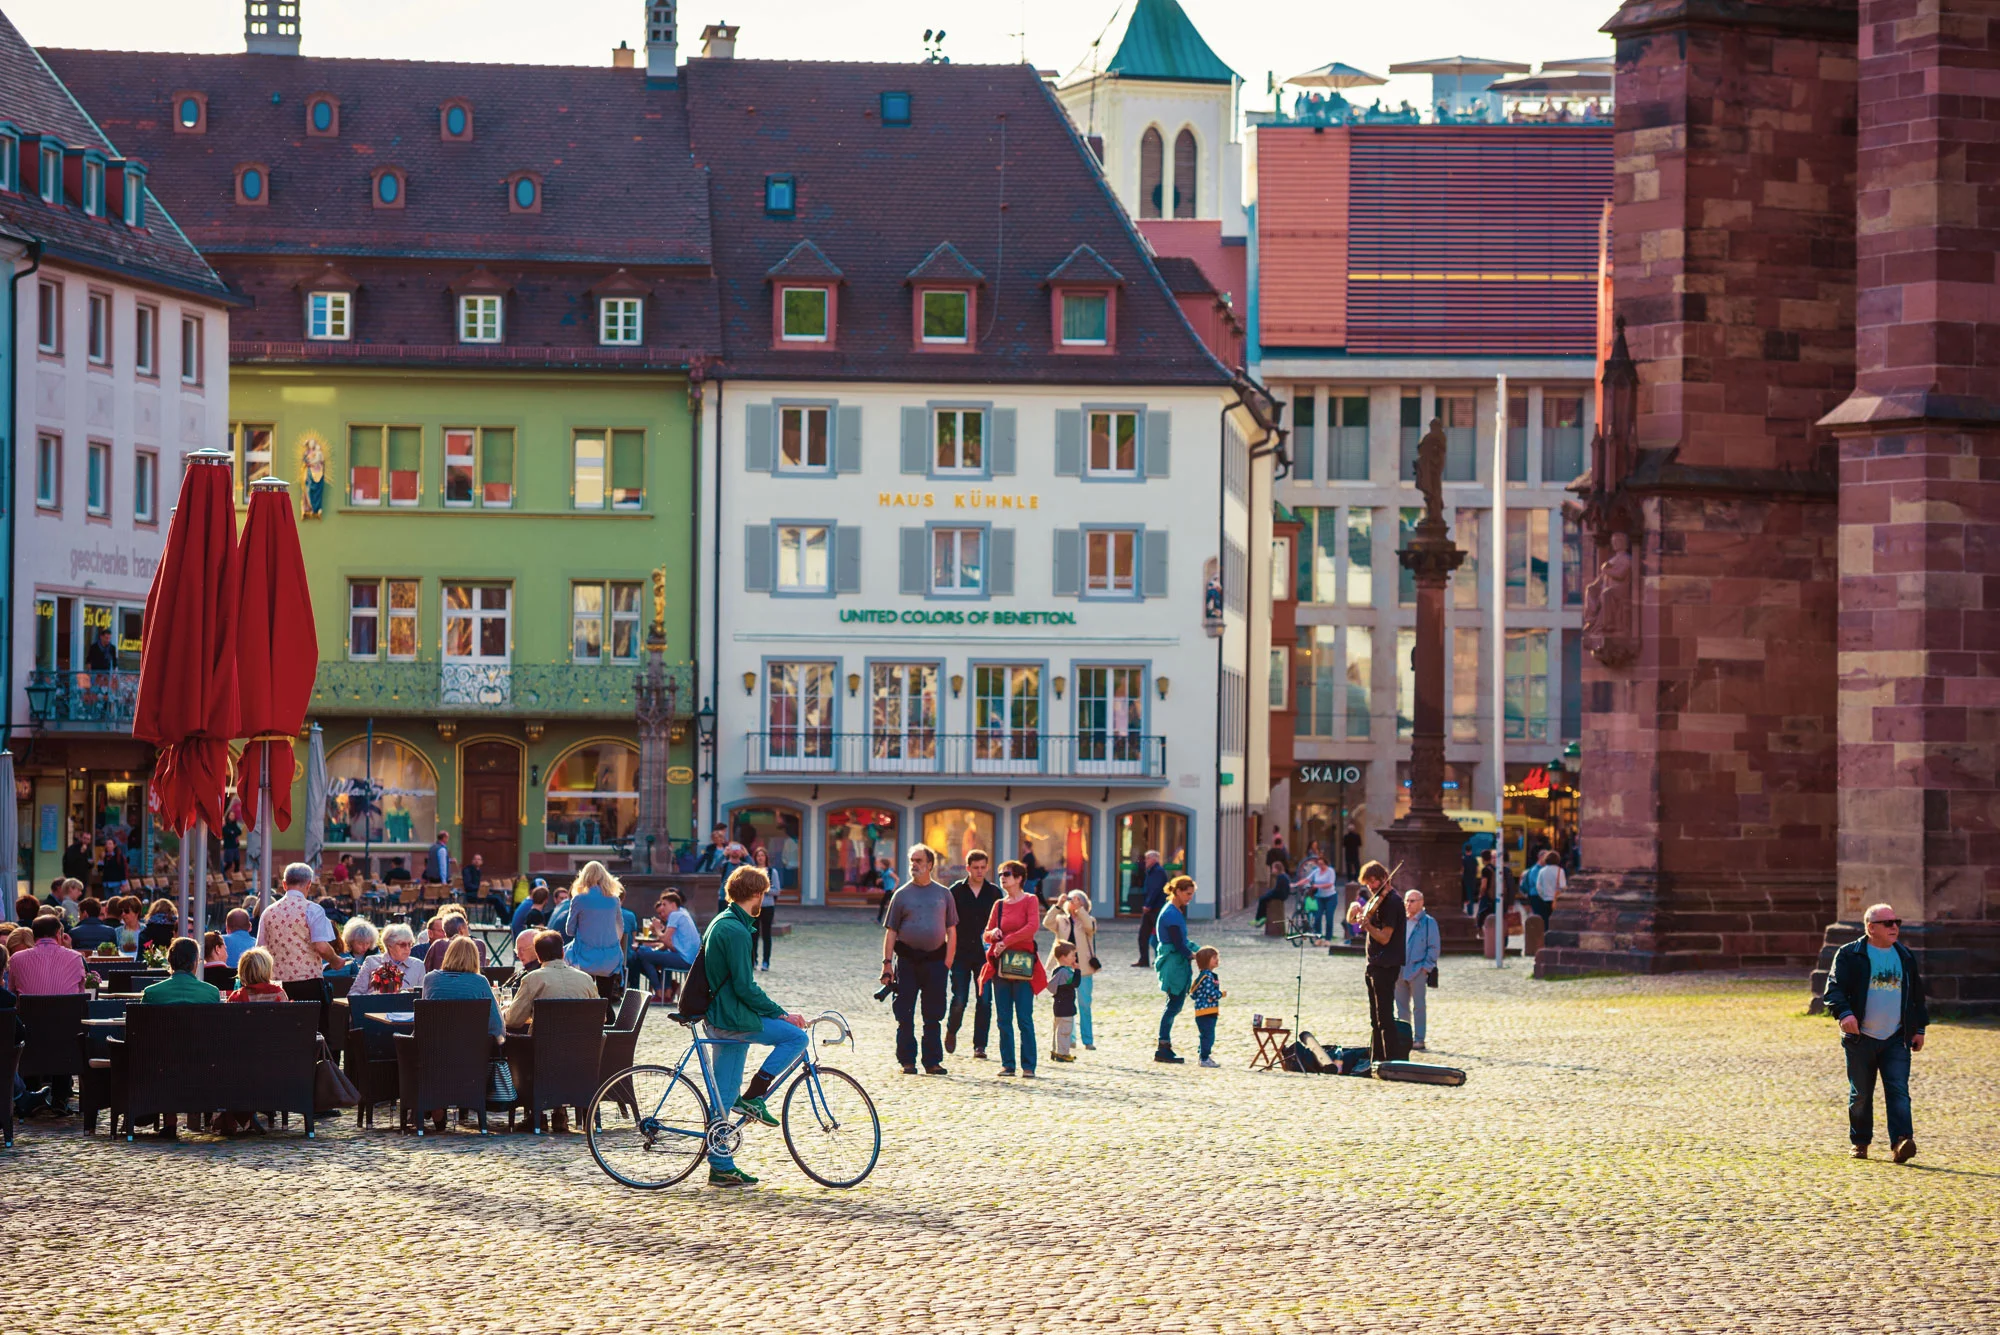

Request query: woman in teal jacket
[
  {"left": 701, "top": 865, "right": 808, "bottom": 1188},
  {"left": 1152, "top": 875, "right": 1198, "bottom": 1065}
]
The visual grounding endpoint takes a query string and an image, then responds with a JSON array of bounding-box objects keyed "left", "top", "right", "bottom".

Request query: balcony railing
[
  {"left": 743, "top": 731, "right": 1167, "bottom": 786},
  {"left": 25, "top": 669, "right": 140, "bottom": 732},
  {"left": 312, "top": 660, "right": 693, "bottom": 717}
]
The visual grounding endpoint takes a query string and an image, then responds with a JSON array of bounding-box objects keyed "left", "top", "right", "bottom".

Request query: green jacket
[
  {"left": 701, "top": 903, "right": 784, "bottom": 1035},
  {"left": 141, "top": 972, "right": 222, "bottom": 1005}
]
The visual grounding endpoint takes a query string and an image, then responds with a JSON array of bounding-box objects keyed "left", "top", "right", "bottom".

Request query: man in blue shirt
[
  {"left": 220, "top": 908, "right": 258, "bottom": 966},
  {"left": 1820, "top": 903, "right": 1930, "bottom": 1163}
]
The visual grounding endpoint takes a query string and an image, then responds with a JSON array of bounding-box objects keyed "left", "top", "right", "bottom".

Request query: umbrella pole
[
  {"left": 257, "top": 740, "right": 273, "bottom": 916},
  {"left": 192, "top": 816, "right": 209, "bottom": 939},
  {"left": 176, "top": 826, "right": 189, "bottom": 932}
]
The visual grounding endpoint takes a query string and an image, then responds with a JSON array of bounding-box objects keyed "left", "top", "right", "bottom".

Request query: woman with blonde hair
[
  {"left": 226, "top": 947, "right": 286, "bottom": 1002},
  {"left": 1043, "top": 889, "right": 1101, "bottom": 1050},
  {"left": 421, "top": 935, "right": 503, "bottom": 1038},
  {"left": 562, "top": 860, "right": 629, "bottom": 1007}
]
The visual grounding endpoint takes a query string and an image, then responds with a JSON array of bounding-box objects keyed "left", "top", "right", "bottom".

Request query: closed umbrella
[
  {"left": 235, "top": 476, "right": 319, "bottom": 914},
  {"left": 134, "top": 449, "right": 240, "bottom": 936},
  {"left": 302, "top": 723, "right": 329, "bottom": 870},
  {"left": 0, "top": 751, "right": 17, "bottom": 903}
]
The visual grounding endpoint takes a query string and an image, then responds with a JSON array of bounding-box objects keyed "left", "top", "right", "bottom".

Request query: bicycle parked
[{"left": 587, "top": 1009, "right": 880, "bottom": 1189}]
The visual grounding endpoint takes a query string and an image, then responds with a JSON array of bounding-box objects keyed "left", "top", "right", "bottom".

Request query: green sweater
[
  {"left": 701, "top": 903, "right": 784, "bottom": 1034},
  {"left": 141, "top": 972, "right": 222, "bottom": 1005}
]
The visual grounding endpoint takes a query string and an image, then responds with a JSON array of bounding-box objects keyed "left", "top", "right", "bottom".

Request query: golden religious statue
[{"left": 649, "top": 567, "right": 667, "bottom": 647}]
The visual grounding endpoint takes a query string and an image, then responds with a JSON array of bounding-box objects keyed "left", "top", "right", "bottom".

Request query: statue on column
[
  {"left": 1415, "top": 417, "right": 1447, "bottom": 524},
  {"left": 1582, "top": 531, "right": 1637, "bottom": 668}
]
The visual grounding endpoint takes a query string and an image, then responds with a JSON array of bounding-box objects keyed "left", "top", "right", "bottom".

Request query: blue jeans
[
  {"left": 1195, "top": 1012, "right": 1217, "bottom": 1060},
  {"left": 992, "top": 978, "right": 1037, "bottom": 1073},
  {"left": 1159, "top": 989, "right": 1186, "bottom": 1046},
  {"left": 1844, "top": 1031, "right": 1913, "bottom": 1147},
  {"left": 632, "top": 945, "right": 694, "bottom": 992},
  {"left": 704, "top": 1016, "right": 808, "bottom": 1172},
  {"left": 949, "top": 958, "right": 993, "bottom": 1052},
  {"left": 1075, "top": 973, "right": 1094, "bottom": 1047},
  {"left": 1312, "top": 900, "right": 1338, "bottom": 939}
]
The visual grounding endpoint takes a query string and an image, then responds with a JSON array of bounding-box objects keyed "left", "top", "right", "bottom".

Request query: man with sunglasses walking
[{"left": 1820, "top": 903, "right": 1929, "bottom": 1163}]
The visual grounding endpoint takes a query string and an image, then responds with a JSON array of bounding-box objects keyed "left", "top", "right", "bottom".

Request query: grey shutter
[
  {"left": 988, "top": 527, "right": 1015, "bottom": 596},
  {"left": 900, "top": 527, "right": 927, "bottom": 595},
  {"left": 743, "top": 524, "right": 773, "bottom": 592},
  {"left": 834, "top": 525, "right": 861, "bottom": 593},
  {"left": 1052, "top": 528, "right": 1081, "bottom": 596},
  {"left": 1142, "top": 528, "right": 1169, "bottom": 598},
  {"left": 835, "top": 405, "right": 863, "bottom": 473},
  {"left": 990, "top": 408, "right": 1017, "bottom": 475},
  {"left": 745, "top": 403, "right": 774, "bottom": 472},
  {"left": 1293, "top": 423, "right": 1315, "bottom": 482},
  {"left": 900, "top": 406, "right": 927, "bottom": 474},
  {"left": 1144, "top": 411, "right": 1172, "bottom": 478},
  {"left": 1054, "top": 410, "right": 1083, "bottom": 477}
]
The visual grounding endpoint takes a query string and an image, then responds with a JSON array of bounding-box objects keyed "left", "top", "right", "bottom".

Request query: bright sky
[{"left": 9, "top": 0, "right": 1614, "bottom": 115}]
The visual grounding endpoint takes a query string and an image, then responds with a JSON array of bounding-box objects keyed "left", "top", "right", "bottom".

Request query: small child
[
  {"left": 1048, "top": 941, "right": 1080, "bottom": 1062},
  {"left": 1191, "top": 946, "right": 1226, "bottom": 1067}
]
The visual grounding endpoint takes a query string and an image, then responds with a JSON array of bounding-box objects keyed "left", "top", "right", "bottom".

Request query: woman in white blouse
[{"left": 347, "top": 922, "right": 426, "bottom": 995}]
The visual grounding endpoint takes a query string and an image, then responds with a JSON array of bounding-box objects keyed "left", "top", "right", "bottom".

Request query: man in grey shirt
[{"left": 881, "top": 845, "right": 959, "bottom": 1076}]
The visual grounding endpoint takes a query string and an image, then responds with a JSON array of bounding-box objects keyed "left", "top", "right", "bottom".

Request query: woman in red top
[
  {"left": 225, "top": 946, "right": 286, "bottom": 1002},
  {"left": 978, "top": 861, "right": 1046, "bottom": 1077}
]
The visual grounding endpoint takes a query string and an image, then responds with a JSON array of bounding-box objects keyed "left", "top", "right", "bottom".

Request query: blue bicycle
[{"left": 587, "top": 1010, "right": 880, "bottom": 1189}]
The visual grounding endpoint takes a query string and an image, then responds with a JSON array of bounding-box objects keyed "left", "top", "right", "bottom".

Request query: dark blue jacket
[
  {"left": 1141, "top": 865, "right": 1169, "bottom": 913},
  {"left": 1821, "top": 937, "right": 1928, "bottom": 1038}
]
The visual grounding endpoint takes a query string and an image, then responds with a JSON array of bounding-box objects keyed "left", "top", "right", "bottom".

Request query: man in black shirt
[
  {"left": 945, "top": 849, "right": 1002, "bottom": 1058},
  {"left": 1357, "top": 860, "right": 1410, "bottom": 1063}
]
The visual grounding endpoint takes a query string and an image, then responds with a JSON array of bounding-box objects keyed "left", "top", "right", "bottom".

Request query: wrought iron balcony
[
  {"left": 311, "top": 660, "right": 694, "bottom": 718},
  {"left": 24, "top": 669, "right": 140, "bottom": 732},
  {"left": 743, "top": 731, "right": 1167, "bottom": 786}
]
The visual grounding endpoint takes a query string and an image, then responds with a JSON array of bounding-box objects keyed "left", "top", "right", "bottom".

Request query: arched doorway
[{"left": 462, "top": 740, "right": 521, "bottom": 878}]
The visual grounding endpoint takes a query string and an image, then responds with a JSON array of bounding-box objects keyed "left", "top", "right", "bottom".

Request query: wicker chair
[
  {"left": 502, "top": 999, "right": 605, "bottom": 1134},
  {"left": 1, "top": 1012, "right": 23, "bottom": 1148},
  {"left": 16, "top": 994, "right": 88, "bottom": 1105},
  {"left": 595, "top": 989, "right": 652, "bottom": 1119},
  {"left": 337, "top": 993, "right": 419, "bottom": 1127},
  {"left": 394, "top": 999, "right": 493, "bottom": 1135}
]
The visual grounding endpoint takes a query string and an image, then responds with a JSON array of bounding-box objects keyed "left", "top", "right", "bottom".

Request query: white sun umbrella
[
  {"left": 1387, "top": 55, "right": 1532, "bottom": 77},
  {"left": 301, "top": 722, "right": 328, "bottom": 875},
  {"left": 1284, "top": 61, "right": 1388, "bottom": 90},
  {"left": 0, "top": 751, "right": 17, "bottom": 903}
]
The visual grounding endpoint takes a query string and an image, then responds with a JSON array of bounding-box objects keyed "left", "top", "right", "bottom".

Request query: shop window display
[{"left": 544, "top": 742, "right": 638, "bottom": 848}]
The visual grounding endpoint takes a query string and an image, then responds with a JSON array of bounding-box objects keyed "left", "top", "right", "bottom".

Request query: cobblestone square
[{"left": 4, "top": 912, "right": 1995, "bottom": 1334}]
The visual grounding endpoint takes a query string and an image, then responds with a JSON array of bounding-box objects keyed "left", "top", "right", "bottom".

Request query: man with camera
[
  {"left": 1355, "top": 861, "right": 1410, "bottom": 1063},
  {"left": 880, "top": 844, "right": 958, "bottom": 1076}
]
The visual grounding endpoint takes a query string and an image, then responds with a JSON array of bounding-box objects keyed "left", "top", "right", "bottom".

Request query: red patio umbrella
[
  {"left": 133, "top": 451, "right": 240, "bottom": 931},
  {"left": 235, "top": 477, "right": 319, "bottom": 911}
]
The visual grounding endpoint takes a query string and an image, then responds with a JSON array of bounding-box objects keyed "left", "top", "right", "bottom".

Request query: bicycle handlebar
[{"left": 809, "top": 1009, "right": 854, "bottom": 1050}]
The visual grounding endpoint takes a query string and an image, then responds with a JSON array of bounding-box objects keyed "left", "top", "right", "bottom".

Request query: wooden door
[{"left": 461, "top": 741, "right": 521, "bottom": 879}]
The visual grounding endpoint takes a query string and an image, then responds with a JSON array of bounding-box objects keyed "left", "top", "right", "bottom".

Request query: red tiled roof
[
  {"left": 1152, "top": 254, "right": 1217, "bottom": 296},
  {"left": 766, "top": 239, "right": 844, "bottom": 282},
  {"left": 682, "top": 59, "right": 1227, "bottom": 386},
  {"left": 905, "top": 241, "right": 985, "bottom": 286},
  {"left": 0, "top": 12, "right": 228, "bottom": 301},
  {"left": 41, "top": 48, "right": 712, "bottom": 268}
]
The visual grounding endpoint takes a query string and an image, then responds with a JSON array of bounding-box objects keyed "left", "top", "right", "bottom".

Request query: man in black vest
[{"left": 945, "top": 849, "right": 1001, "bottom": 1058}]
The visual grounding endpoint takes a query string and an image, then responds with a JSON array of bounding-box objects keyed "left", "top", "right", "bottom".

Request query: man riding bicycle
[{"left": 702, "top": 865, "right": 809, "bottom": 1188}]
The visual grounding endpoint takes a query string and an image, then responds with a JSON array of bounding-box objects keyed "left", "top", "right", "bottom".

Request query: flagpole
[{"left": 1491, "top": 374, "right": 1508, "bottom": 969}]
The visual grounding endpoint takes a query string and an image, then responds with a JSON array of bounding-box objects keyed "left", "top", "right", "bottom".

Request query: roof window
[
  {"left": 236, "top": 163, "right": 269, "bottom": 206},
  {"left": 764, "top": 174, "right": 795, "bottom": 217},
  {"left": 173, "top": 91, "right": 207, "bottom": 134},
  {"left": 37, "top": 142, "right": 60, "bottom": 205},
  {"left": 881, "top": 92, "right": 912, "bottom": 126},
  {"left": 307, "top": 95, "right": 339, "bottom": 137},
  {"left": 508, "top": 172, "right": 541, "bottom": 214},
  {"left": 441, "top": 100, "right": 474, "bottom": 142},
  {"left": 373, "top": 167, "right": 405, "bottom": 209},
  {"left": 0, "top": 125, "right": 19, "bottom": 194},
  {"left": 119, "top": 162, "right": 147, "bottom": 226}
]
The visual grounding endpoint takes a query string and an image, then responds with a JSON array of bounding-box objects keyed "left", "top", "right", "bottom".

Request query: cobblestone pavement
[{"left": 4, "top": 910, "right": 1996, "bottom": 1334}]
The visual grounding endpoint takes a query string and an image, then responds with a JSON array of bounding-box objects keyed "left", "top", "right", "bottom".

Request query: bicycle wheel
[
  {"left": 782, "top": 1064, "right": 880, "bottom": 1188},
  {"left": 587, "top": 1064, "right": 710, "bottom": 1189}
]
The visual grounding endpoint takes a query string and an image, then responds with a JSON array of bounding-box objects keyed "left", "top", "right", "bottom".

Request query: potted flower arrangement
[
  {"left": 369, "top": 956, "right": 409, "bottom": 994},
  {"left": 139, "top": 941, "right": 170, "bottom": 970}
]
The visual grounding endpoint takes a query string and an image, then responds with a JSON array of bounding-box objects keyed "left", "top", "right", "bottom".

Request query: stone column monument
[
  {"left": 1381, "top": 420, "right": 1471, "bottom": 945},
  {"left": 633, "top": 567, "right": 678, "bottom": 875}
]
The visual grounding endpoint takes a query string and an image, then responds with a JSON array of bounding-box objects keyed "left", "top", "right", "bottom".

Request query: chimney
[
  {"left": 646, "top": 0, "right": 678, "bottom": 79},
  {"left": 245, "top": 0, "right": 301, "bottom": 56},
  {"left": 613, "top": 40, "right": 635, "bottom": 68},
  {"left": 700, "top": 22, "right": 739, "bottom": 59}
]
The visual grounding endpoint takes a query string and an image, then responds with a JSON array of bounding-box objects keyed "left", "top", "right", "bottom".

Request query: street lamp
[
  {"left": 23, "top": 675, "right": 58, "bottom": 723},
  {"left": 695, "top": 696, "right": 718, "bottom": 829}
]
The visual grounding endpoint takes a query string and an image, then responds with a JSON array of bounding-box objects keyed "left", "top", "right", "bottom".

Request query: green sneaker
[
  {"left": 732, "top": 1095, "right": 778, "bottom": 1128},
  {"left": 708, "top": 1166, "right": 759, "bottom": 1188}
]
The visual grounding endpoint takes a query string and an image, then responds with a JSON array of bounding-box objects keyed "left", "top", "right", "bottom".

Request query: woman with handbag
[
  {"left": 978, "top": 860, "right": 1046, "bottom": 1078},
  {"left": 1152, "top": 875, "right": 1199, "bottom": 1064},
  {"left": 1042, "top": 889, "right": 1100, "bottom": 1051}
]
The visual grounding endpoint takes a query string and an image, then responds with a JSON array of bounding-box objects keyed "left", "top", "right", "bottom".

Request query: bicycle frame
[{"left": 657, "top": 1010, "right": 855, "bottom": 1135}]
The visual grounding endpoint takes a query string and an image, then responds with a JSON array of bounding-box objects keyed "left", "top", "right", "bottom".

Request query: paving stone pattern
[{"left": 5, "top": 911, "right": 1996, "bottom": 1334}]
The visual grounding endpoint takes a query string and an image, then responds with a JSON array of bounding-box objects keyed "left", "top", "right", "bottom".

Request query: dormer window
[
  {"left": 235, "top": 163, "right": 269, "bottom": 206},
  {"left": 372, "top": 167, "right": 405, "bottom": 209},
  {"left": 120, "top": 164, "right": 147, "bottom": 226},
  {"left": 307, "top": 291, "right": 351, "bottom": 341},
  {"left": 1061, "top": 292, "right": 1109, "bottom": 345},
  {"left": 780, "top": 287, "right": 828, "bottom": 342},
  {"left": 441, "top": 101, "right": 473, "bottom": 141},
  {"left": 905, "top": 242, "right": 985, "bottom": 352},
  {"left": 507, "top": 172, "right": 541, "bottom": 214},
  {"left": 307, "top": 95, "right": 339, "bottom": 137},
  {"left": 81, "top": 157, "right": 105, "bottom": 217},
  {"left": 39, "top": 143, "right": 60, "bottom": 205},
  {"left": 0, "top": 127, "right": 18, "bottom": 193},
  {"left": 1044, "top": 245, "right": 1123, "bottom": 354},
  {"left": 764, "top": 174, "right": 795, "bottom": 217},
  {"left": 921, "top": 290, "right": 969, "bottom": 344},
  {"left": 173, "top": 91, "right": 207, "bottom": 134},
  {"left": 600, "top": 297, "right": 642, "bottom": 345},
  {"left": 459, "top": 294, "right": 503, "bottom": 343},
  {"left": 881, "top": 92, "right": 912, "bottom": 126}
]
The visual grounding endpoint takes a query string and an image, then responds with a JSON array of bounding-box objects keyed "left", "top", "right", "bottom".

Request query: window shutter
[
  {"left": 1293, "top": 425, "right": 1315, "bottom": 483},
  {"left": 1144, "top": 411, "right": 1172, "bottom": 477},
  {"left": 1054, "top": 410, "right": 1082, "bottom": 477},
  {"left": 834, "top": 525, "right": 861, "bottom": 593},
  {"left": 900, "top": 527, "right": 927, "bottom": 595},
  {"left": 1142, "top": 527, "right": 1170, "bottom": 598},
  {"left": 1052, "top": 528, "right": 1081, "bottom": 596},
  {"left": 482, "top": 428, "right": 516, "bottom": 494},
  {"left": 989, "top": 527, "right": 1015, "bottom": 596},
  {"left": 990, "top": 408, "right": 1017, "bottom": 475},
  {"left": 835, "top": 405, "right": 863, "bottom": 473},
  {"left": 900, "top": 407, "right": 927, "bottom": 474},
  {"left": 745, "top": 403, "right": 774, "bottom": 472},
  {"left": 610, "top": 430, "right": 644, "bottom": 494},
  {"left": 743, "top": 524, "right": 773, "bottom": 592}
]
